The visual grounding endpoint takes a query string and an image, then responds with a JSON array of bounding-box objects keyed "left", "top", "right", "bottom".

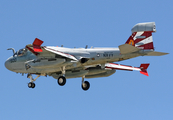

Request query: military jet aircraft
[{"left": 5, "top": 22, "right": 168, "bottom": 91}]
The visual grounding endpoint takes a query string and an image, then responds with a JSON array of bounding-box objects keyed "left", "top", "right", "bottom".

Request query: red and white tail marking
[
  {"left": 105, "top": 63, "right": 150, "bottom": 76},
  {"left": 126, "top": 31, "right": 154, "bottom": 50}
]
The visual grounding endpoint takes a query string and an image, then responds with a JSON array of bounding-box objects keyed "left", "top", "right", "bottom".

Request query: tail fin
[
  {"left": 119, "top": 22, "right": 168, "bottom": 55},
  {"left": 125, "top": 22, "right": 156, "bottom": 50},
  {"left": 140, "top": 64, "right": 150, "bottom": 76}
]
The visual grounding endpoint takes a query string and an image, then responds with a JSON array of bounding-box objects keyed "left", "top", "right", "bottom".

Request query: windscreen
[{"left": 14, "top": 48, "right": 27, "bottom": 57}]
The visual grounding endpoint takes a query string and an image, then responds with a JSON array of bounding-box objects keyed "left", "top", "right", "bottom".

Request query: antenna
[{"left": 85, "top": 45, "right": 88, "bottom": 49}]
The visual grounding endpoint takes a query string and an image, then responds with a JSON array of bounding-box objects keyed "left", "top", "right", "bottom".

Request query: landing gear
[
  {"left": 82, "top": 81, "right": 90, "bottom": 91},
  {"left": 27, "top": 74, "right": 40, "bottom": 89},
  {"left": 28, "top": 82, "right": 35, "bottom": 88},
  {"left": 81, "top": 76, "right": 90, "bottom": 91},
  {"left": 57, "top": 66, "right": 67, "bottom": 86},
  {"left": 57, "top": 76, "right": 66, "bottom": 86}
]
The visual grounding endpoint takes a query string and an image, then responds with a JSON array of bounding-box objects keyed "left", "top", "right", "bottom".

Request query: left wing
[{"left": 26, "top": 38, "right": 78, "bottom": 61}]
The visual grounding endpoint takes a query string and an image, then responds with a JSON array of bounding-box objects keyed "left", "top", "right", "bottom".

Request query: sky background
[{"left": 1, "top": 0, "right": 173, "bottom": 120}]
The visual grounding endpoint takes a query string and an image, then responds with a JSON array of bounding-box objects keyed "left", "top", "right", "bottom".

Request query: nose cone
[{"left": 5, "top": 60, "right": 11, "bottom": 70}]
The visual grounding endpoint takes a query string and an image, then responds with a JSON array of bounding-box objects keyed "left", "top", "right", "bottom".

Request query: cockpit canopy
[{"left": 13, "top": 48, "right": 28, "bottom": 57}]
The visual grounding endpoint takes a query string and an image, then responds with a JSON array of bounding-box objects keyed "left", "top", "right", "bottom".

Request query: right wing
[{"left": 26, "top": 38, "right": 78, "bottom": 61}]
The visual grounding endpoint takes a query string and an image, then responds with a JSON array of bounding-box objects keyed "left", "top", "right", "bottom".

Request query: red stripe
[
  {"left": 106, "top": 67, "right": 133, "bottom": 71},
  {"left": 132, "top": 32, "right": 137, "bottom": 37},
  {"left": 126, "top": 31, "right": 153, "bottom": 46},
  {"left": 137, "top": 42, "right": 154, "bottom": 49},
  {"left": 134, "top": 31, "right": 152, "bottom": 44}
]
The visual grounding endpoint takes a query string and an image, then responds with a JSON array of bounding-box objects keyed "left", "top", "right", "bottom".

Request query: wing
[
  {"left": 43, "top": 46, "right": 78, "bottom": 61},
  {"left": 26, "top": 38, "right": 78, "bottom": 61}
]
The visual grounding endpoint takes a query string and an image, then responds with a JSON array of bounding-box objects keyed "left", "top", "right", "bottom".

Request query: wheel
[
  {"left": 58, "top": 76, "right": 66, "bottom": 86},
  {"left": 31, "top": 83, "right": 35, "bottom": 88},
  {"left": 28, "top": 82, "right": 35, "bottom": 88},
  {"left": 82, "top": 81, "right": 90, "bottom": 91}
]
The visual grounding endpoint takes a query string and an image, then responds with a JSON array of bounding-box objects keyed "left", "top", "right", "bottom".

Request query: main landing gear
[
  {"left": 56, "top": 66, "right": 90, "bottom": 91},
  {"left": 57, "top": 76, "right": 66, "bottom": 86},
  {"left": 57, "top": 75, "right": 90, "bottom": 91},
  {"left": 57, "top": 66, "right": 66, "bottom": 86},
  {"left": 81, "top": 76, "right": 90, "bottom": 91},
  {"left": 27, "top": 74, "right": 40, "bottom": 89}
]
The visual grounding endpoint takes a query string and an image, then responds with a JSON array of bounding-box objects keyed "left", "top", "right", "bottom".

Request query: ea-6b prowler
[{"left": 5, "top": 22, "right": 168, "bottom": 91}]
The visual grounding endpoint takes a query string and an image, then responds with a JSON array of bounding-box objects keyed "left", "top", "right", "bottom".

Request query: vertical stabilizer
[{"left": 125, "top": 22, "right": 156, "bottom": 50}]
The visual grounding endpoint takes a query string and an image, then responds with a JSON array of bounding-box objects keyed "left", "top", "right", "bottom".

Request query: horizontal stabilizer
[
  {"left": 145, "top": 51, "right": 169, "bottom": 56},
  {"left": 118, "top": 44, "right": 140, "bottom": 54}
]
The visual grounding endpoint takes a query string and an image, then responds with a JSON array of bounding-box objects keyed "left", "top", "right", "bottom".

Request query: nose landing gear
[
  {"left": 27, "top": 74, "right": 40, "bottom": 89},
  {"left": 28, "top": 82, "right": 35, "bottom": 88}
]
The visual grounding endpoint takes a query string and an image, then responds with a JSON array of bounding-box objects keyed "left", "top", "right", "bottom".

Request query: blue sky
[{"left": 1, "top": 0, "right": 173, "bottom": 120}]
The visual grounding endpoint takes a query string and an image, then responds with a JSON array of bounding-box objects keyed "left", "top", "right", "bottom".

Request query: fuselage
[
  {"left": 4, "top": 22, "right": 169, "bottom": 91},
  {"left": 5, "top": 46, "right": 142, "bottom": 74}
]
